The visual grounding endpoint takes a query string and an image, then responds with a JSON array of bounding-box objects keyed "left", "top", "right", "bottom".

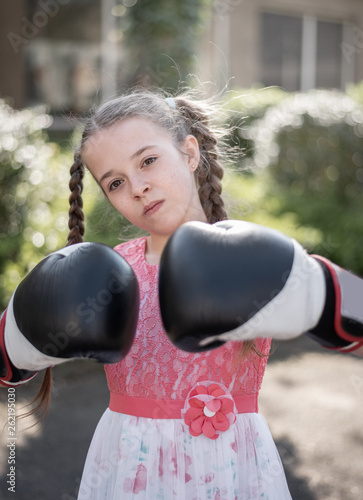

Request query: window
[
  {"left": 260, "top": 12, "right": 353, "bottom": 91},
  {"left": 23, "top": 0, "right": 125, "bottom": 117},
  {"left": 260, "top": 13, "right": 302, "bottom": 92},
  {"left": 24, "top": 0, "right": 102, "bottom": 114},
  {"left": 316, "top": 20, "right": 343, "bottom": 89}
]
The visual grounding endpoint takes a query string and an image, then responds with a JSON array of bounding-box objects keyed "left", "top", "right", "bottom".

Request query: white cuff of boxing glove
[
  {"left": 200, "top": 240, "right": 326, "bottom": 345},
  {"left": 5, "top": 293, "right": 69, "bottom": 371}
]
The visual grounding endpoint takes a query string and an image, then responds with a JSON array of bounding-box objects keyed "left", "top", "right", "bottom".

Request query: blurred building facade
[
  {"left": 1, "top": 0, "right": 363, "bottom": 124},
  {"left": 206, "top": 0, "right": 363, "bottom": 91},
  {"left": 0, "top": 0, "right": 123, "bottom": 122}
]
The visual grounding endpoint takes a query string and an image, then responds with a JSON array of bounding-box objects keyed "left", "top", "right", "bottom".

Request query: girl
[{"left": 68, "top": 89, "right": 292, "bottom": 499}]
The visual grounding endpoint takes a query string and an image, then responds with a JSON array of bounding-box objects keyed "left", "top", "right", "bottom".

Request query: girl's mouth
[{"left": 143, "top": 200, "right": 164, "bottom": 215}]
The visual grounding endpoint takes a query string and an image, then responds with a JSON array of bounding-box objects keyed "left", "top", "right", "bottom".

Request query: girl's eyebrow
[
  {"left": 99, "top": 145, "right": 156, "bottom": 185},
  {"left": 99, "top": 169, "right": 116, "bottom": 185},
  {"left": 130, "top": 145, "right": 156, "bottom": 160}
]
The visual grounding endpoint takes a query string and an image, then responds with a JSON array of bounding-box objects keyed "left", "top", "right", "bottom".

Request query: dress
[{"left": 77, "top": 237, "right": 292, "bottom": 500}]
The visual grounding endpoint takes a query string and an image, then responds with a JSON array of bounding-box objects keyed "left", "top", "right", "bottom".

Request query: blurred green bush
[
  {"left": 346, "top": 81, "right": 363, "bottom": 107},
  {"left": 0, "top": 100, "right": 72, "bottom": 308},
  {"left": 224, "top": 85, "right": 363, "bottom": 274},
  {"left": 223, "top": 86, "right": 288, "bottom": 164}
]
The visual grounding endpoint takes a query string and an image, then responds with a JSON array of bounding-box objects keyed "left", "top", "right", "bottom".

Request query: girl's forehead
[
  {"left": 86, "top": 116, "right": 172, "bottom": 151},
  {"left": 83, "top": 118, "right": 179, "bottom": 166}
]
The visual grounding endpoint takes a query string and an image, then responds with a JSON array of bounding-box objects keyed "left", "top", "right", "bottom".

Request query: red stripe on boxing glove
[
  {"left": 307, "top": 256, "right": 363, "bottom": 352},
  {"left": 0, "top": 310, "right": 37, "bottom": 387}
]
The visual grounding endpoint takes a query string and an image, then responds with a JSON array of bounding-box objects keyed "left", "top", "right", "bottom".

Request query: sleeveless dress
[{"left": 77, "top": 237, "right": 292, "bottom": 500}]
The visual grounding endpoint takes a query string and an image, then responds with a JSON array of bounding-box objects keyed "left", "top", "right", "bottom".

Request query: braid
[
  {"left": 26, "top": 152, "right": 85, "bottom": 426},
  {"left": 175, "top": 97, "right": 265, "bottom": 360},
  {"left": 175, "top": 98, "right": 228, "bottom": 223},
  {"left": 67, "top": 150, "right": 85, "bottom": 245}
]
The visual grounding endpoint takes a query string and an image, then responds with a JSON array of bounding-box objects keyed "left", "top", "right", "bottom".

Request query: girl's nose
[{"left": 130, "top": 178, "right": 151, "bottom": 198}]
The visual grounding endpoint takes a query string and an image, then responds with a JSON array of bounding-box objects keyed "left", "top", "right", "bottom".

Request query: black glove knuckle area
[
  {"left": 159, "top": 221, "right": 295, "bottom": 352},
  {"left": 13, "top": 243, "right": 139, "bottom": 363}
]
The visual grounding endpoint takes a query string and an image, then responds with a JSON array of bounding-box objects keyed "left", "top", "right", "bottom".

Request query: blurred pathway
[{"left": 1, "top": 336, "right": 362, "bottom": 500}]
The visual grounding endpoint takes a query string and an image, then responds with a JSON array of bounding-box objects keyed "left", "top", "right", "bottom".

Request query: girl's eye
[
  {"left": 142, "top": 157, "right": 156, "bottom": 167},
  {"left": 109, "top": 179, "right": 123, "bottom": 191}
]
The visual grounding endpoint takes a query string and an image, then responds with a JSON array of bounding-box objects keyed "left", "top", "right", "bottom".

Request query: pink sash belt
[{"left": 109, "top": 392, "right": 258, "bottom": 419}]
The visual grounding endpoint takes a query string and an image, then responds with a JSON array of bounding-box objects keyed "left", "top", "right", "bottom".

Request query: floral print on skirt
[{"left": 77, "top": 409, "right": 292, "bottom": 500}]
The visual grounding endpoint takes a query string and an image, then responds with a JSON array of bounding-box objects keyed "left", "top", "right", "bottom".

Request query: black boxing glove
[
  {"left": 158, "top": 220, "right": 363, "bottom": 353},
  {"left": 0, "top": 243, "right": 139, "bottom": 387}
]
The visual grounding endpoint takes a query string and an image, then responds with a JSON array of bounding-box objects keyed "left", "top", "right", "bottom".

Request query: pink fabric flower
[{"left": 182, "top": 381, "right": 237, "bottom": 440}]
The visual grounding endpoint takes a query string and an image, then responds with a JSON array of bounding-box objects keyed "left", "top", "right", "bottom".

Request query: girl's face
[{"left": 83, "top": 117, "right": 207, "bottom": 238}]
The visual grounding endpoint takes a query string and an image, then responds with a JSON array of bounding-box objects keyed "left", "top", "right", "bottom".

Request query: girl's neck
[
  {"left": 145, "top": 208, "right": 209, "bottom": 265},
  {"left": 144, "top": 235, "right": 169, "bottom": 266}
]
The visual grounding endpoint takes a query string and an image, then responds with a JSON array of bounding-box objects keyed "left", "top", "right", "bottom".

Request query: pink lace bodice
[{"left": 105, "top": 237, "right": 271, "bottom": 403}]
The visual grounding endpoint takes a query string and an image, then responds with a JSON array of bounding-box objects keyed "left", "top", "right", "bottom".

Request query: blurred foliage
[
  {"left": 346, "top": 81, "right": 363, "bottom": 107},
  {"left": 227, "top": 87, "right": 363, "bottom": 274},
  {"left": 223, "top": 171, "right": 323, "bottom": 252},
  {"left": 223, "top": 87, "right": 288, "bottom": 163},
  {"left": 123, "top": 0, "right": 211, "bottom": 89},
  {"left": 0, "top": 99, "right": 70, "bottom": 308}
]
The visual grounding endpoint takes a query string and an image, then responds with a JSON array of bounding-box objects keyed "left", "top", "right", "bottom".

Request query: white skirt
[{"left": 78, "top": 409, "right": 292, "bottom": 500}]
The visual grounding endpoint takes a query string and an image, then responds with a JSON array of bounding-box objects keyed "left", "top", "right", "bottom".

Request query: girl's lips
[{"left": 143, "top": 200, "right": 164, "bottom": 215}]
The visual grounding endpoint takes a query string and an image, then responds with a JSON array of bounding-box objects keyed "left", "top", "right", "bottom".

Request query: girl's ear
[{"left": 182, "top": 134, "right": 200, "bottom": 172}]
